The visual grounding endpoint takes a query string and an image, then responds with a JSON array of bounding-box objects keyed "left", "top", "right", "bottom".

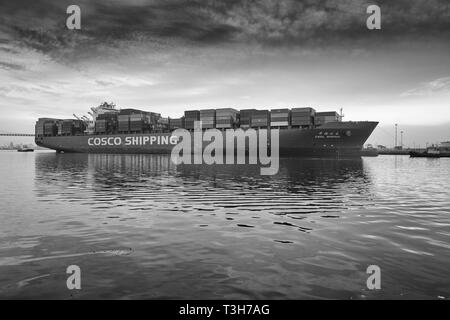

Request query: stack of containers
[
  {"left": 95, "top": 119, "right": 107, "bottom": 133},
  {"left": 315, "top": 111, "right": 340, "bottom": 126},
  {"left": 119, "top": 108, "right": 143, "bottom": 115},
  {"left": 118, "top": 114, "right": 130, "bottom": 133},
  {"left": 74, "top": 121, "right": 86, "bottom": 135},
  {"left": 169, "top": 117, "right": 185, "bottom": 130},
  {"left": 96, "top": 113, "right": 117, "bottom": 133},
  {"left": 130, "top": 113, "right": 144, "bottom": 132},
  {"left": 56, "top": 121, "right": 63, "bottom": 135},
  {"left": 35, "top": 121, "right": 45, "bottom": 136},
  {"left": 35, "top": 118, "right": 54, "bottom": 136},
  {"left": 157, "top": 117, "right": 169, "bottom": 131},
  {"left": 143, "top": 112, "right": 161, "bottom": 132},
  {"left": 44, "top": 121, "right": 57, "bottom": 136},
  {"left": 119, "top": 109, "right": 137, "bottom": 133},
  {"left": 250, "top": 110, "right": 270, "bottom": 128},
  {"left": 216, "top": 108, "right": 238, "bottom": 129},
  {"left": 62, "top": 119, "right": 75, "bottom": 135},
  {"left": 200, "top": 109, "right": 216, "bottom": 129},
  {"left": 184, "top": 110, "right": 200, "bottom": 130},
  {"left": 290, "top": 108, "right": 316, "bottom": 127},
  {"left": 270, "top": 109, "right": 290, "bottom": 127},
  {"left": 239, "top": 109, "right": 256, "bottom": 129},
  {"left": 75, "top": 120, "right": 86, "bottom": 129},
  {"left": 148, "top": 112, "right": 161, "bottom": 126}
]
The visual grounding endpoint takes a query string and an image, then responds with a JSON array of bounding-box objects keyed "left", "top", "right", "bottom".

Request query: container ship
[{"left": 35, "top": 102, "right": 378, "bottom": 157}]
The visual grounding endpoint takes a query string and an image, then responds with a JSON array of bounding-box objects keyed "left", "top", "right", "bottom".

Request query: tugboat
[
  {"left": 410, "top": 145, "right": 443, "bottom": 158},
  {"left": 410, "top": 142, "right": 450, "bottom": 158},
  {"left": 17, "top": 145, "right": 34, "bottom": 152}
]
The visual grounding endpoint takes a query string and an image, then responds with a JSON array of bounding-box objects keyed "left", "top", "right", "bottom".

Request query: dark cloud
[
  {"left": 0, "top": 61, "right": 25, "bottom": 71},
  {"left": 0, "top": 0, "right": 449, "bottom": 61}
]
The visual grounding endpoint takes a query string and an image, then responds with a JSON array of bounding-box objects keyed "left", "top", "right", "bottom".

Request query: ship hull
[{"left": 36, "top": 121, "right": 378, "bottom": 157}]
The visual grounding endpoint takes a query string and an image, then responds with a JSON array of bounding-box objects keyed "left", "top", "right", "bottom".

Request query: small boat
[
  {"left": 17, "top": 147, "right": 34, "bottom": 152},
  {"left": 410, "top": 147, "right": 440, "bottom": 158},
  {"left": 439, "top": 141, "right": 450, "bottom": 157}
]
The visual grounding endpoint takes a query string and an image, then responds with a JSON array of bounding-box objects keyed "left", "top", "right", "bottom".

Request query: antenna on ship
[
  {"left": 339, "top": 108, "right": 344, "bottom": 121},
  {"left": 400, "top": 130, "right": 404, "bottom": 149},
  {"left": 395, "top": 123, "right": 398, "bottom": 148}
]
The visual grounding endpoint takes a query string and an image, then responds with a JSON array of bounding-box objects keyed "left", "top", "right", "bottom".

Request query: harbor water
[{"left": 0, "top": 151, "right": 449, "bottom": 299}]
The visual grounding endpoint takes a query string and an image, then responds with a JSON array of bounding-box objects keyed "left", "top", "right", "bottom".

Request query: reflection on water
[
  {"left": 0, "top": 151, "right": 449, "bottom": 299},
  {"left": 34, "top": 153, "right": 372, "bottom": 219}
]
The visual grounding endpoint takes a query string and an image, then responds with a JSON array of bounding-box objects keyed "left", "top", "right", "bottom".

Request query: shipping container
[
  {"left": 95, "top": 119, "right": 107, "bottom": 133},
  {"left": 158, "top": 117, "right": 169, "bottom": 125},
  {"left": 147, "top": 112, "right": 161, "bottom": 124},
  {"left": 270, "top": 108, "right": 290, "bottom": 126},
  {"left": 271, "top": 108, "right": 290, "bottom": 114},
  {"left": 97, "top": 112, "right": 118, "bottom": 121},
  {"left": 215, "top": 108, "right": 237, "bottom": 128},
  {"left": 270, "top": 121, "right": 289, "bottom": 127},
  {"left": 239, "top": 109, "right": 256, "bottom": 126},
  {"left": 61, "top": 120, "right": 75, "bottom": 135},
  {"left": 118, "top": 114, "right": 130, "bottom": 132},
  {"left": 200, "top": 109, "right": 216, "bottom": 115},
  {"left": 169, "top": 117, "right": 185, "bottom": 130},
  {"left": 35, "top": 118, "right": 56, "bottom": 136},
  {"left": 119, "top": 108, "right": 144, "bottom": 116},
  {"left": 154, "top": 117, "right": 169, "bottom": 132},
  {"left": 130, "top": 116, "right": 144, "bottom": 130},
  {"left": 291, "top": 116, "right": 313, "bottom": 121},
  {"left": 316, "top": 111, "right": 339, "bottom": 117},
  {"left": 216, "top": 108, "right": 238, "bottom": 117},
  {"left": 199, "top": 109, "right": 216, "bottom": 129},
  {"left": 44, "top": 122, "right": 57, "bottom": 136},
  {"left": 56, "top": 121, "right": 63, "bottom": 135},
  {"left": 315, "top": 111, "right": 341, "bottom": 126},
  {"left": 185, "top": 110, "right": 200, "bottom": 117},
  {"left": 250, "top": 110, "right": 269, "bottom": 128},
  {"left": 291, "top": 107, "right": 316, "bottom": 115},
  {"left": 35, "top": 121, "right": 45, "bottom": 136},
  {"left": 130, "top": 114, "right": 144, "bottom": 120},
  {"left": 184, "top": 110, "right": 200, "bottom": 130}
]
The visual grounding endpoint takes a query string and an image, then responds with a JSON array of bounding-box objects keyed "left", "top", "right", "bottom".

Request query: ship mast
[{"left": 395, "top": 123, "right": 398, "bottom": 148}]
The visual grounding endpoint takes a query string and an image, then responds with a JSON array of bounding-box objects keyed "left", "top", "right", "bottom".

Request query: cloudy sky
[{"left": 0, "top": 0, "right": 449, "bottom": 146}]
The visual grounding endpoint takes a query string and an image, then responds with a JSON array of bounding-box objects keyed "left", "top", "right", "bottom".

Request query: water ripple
[{"left": 0, "top": 152, "right": 448, "bottom": 299}]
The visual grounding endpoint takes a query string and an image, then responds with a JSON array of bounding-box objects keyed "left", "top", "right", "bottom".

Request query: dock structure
[{"left": 0, "top": 133, "right": 35, "bottom": 136}]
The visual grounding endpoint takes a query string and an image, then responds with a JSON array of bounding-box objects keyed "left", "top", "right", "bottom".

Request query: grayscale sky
[{"left": 0, "top": 0, "right": 449, "bottom": 147}]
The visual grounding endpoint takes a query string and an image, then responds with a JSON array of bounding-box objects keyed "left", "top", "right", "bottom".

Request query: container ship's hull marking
[{"left": 36, "top": 121, "right": 378, "bottom": 157}]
